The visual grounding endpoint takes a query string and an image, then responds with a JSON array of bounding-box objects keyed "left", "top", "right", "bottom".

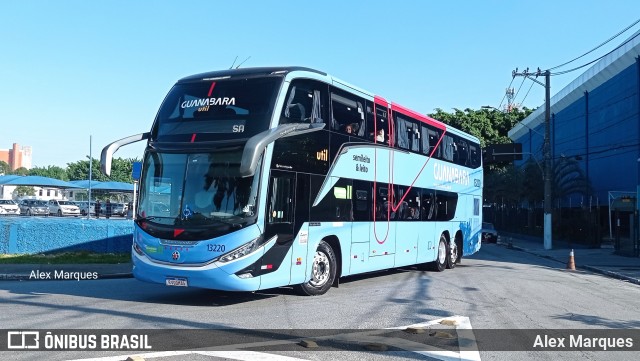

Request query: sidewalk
[
  {"left": 0, "top": 262, "right": 132, "bottom": 280},
  {"left": 498, "top": 233, "right": 640, "bottom": 285}
]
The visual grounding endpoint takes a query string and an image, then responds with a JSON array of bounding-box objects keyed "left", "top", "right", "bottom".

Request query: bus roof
[
  {"left": 177, "top": 67, "right": 327, "bottom": 83},
  {"left": 176, "top": 66, "right": 479, "bottom": 144}
]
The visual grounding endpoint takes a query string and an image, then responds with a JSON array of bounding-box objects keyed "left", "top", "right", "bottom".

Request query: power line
[
  {"left": 517, "top": 80, "right": 536, "bottom": 107},
  {"left": 511, "top": 76, "right": 528, "bottom": 105},
  {"left": 549, "top": 18, "right": 640, "bottom": 71},
  {"left": 551, "top": 30, "right": 640, "bottom": 76}
]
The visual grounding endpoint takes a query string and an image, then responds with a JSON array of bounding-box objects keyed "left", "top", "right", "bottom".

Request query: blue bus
[{"left": 101, "top": 67, "right": 483, "bottom": 295}]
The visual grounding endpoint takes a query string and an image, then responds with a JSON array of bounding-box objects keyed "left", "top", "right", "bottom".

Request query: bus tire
[
  {"left": 427, "top": 235, "right": 447, "bottom": 272},
  {"left": 294, "top": 240, "right": 336, "bottom": 296},
  {"left": 447, "top": 237, "right": 459, "bottom": 269}
]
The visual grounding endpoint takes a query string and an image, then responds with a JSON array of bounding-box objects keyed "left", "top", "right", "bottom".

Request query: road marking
[
  {"left": 66, "top": 315, "right": 480, "bottom": 361},
  {"left": 66, "top": 350, "right": 308, "bottom": 361}
]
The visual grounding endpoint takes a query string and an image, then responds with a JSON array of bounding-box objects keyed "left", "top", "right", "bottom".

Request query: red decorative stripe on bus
[
  {"left": 190, "top": 133, "right": 196, "bottom": 143},
  {"left": 207, "top": 82, "right": 216, "bottom": 97},
  {"left": 390, "top": 102, "right": 446, "bottom": 131}
]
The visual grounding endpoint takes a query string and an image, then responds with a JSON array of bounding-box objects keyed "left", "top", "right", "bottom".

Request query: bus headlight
[
  {"left": 133, "top": 241, "right": 145, "bottom": 256},
  {"left": 218, "top": 237, "right": 260, "bottom": 263}
]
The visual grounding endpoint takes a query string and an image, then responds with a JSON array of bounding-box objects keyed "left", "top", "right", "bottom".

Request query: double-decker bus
[{"left": 101, "top": 67, "right": 483, "bottom": 295}]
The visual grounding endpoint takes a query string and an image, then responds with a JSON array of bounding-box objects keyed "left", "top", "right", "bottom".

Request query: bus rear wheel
[
  {"left": 447, "top": 238, "right": 458, "bottom": 269},
  {"left": 427, "top": 235, "right": 447, "bottom": 272},
  {"left": 294, "top": 240, "right": 336, "bottom": 296}
]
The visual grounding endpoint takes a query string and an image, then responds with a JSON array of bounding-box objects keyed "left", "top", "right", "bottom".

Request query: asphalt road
[{"left": 1, "top": 243, "right": 639, "bottom": 361}]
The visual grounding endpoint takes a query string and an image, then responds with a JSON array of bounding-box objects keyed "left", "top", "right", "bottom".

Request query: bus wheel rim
[
  {"left": 310, "top": 251, "right": 330, "bottom": 287},
  {"left": 450, "top": 242, "right": 458, "bottom": 264},
  {"left": 438, "top": 241, "right": 446, "bottom": 264}
]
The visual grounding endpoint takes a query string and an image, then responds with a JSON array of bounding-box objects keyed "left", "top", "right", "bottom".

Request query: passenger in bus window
[
  {"left": 344, "top": 123, "right": 354, "bottom": 134},
  {"left": 376, "top": 128, "right": 385, "bottom": 142},
  {"left": 407, "top": 206, "right": 420, "bottom": 220}
]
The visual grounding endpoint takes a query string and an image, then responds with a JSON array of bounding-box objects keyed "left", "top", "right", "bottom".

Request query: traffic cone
[{"left": 566, "top": 249, "right": 576, "bottom": 270}]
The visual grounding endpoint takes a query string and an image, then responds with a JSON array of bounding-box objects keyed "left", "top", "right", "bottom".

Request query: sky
[{"left": 1, "top": 0, "right": 639, "bottom": 168}]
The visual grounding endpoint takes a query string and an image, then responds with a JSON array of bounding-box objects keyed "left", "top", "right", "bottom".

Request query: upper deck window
[
  {"left": 280, "top": 79, "right": 327, "bottom": 125},
  {"left": 152, "top": 77, "right": 282, "bottom": 142}
]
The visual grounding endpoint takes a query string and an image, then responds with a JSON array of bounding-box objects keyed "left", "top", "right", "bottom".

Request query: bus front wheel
[{"left": 294, "top": 240, "right": 336, "bottom": 296}]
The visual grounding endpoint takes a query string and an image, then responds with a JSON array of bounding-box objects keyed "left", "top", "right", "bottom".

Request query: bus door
[{"left": 260, "top": 170, "right": 297, "bottom": 288}]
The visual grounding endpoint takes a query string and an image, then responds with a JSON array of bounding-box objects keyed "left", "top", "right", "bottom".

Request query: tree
[
  {"left": 429, "top": 107, "right": 533, "bottom": 148},
  {"left": 0, "top": 160, "right": 8, "bottom": 175},
  {"left": 13, "top": 167, "right": 29, "bottom": 176},
  {"left": 28, "top": 165, "right": 68, "bottom": 180},
  {"left": 13, "top": 186, "right": 35, "bottom": 197},
  {"left": 66, "top": 157, "right": 138, "bottom": 183}
]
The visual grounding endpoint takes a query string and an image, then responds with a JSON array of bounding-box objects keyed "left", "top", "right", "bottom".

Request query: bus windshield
[
  {"left": 151, "top": 77, "right": 282, "bottom": 142},
  {"left": 137, "top": 150, "right": 261, "bottom": 238}
]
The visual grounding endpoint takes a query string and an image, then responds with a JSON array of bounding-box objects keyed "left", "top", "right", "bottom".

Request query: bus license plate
[{"left": 166, "top": 277, "right": 188, "bottom": 287}]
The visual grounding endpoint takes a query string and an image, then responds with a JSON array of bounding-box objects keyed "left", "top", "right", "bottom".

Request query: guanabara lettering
[{"left": 181, "top": 97, "right": 236, "bottom": 108}]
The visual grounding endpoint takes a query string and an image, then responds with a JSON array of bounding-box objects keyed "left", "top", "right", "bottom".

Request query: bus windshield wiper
[
  {"left": 136, "top": 216, "right": 157, "bottom": 222},
  {"left": 209, "top": 215, "right": 243, "bottom": 228}
]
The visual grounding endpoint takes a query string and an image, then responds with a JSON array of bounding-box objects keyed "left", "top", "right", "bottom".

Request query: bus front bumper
[{"left": 132, "top": 248, "right": 261, "bottom": 291}]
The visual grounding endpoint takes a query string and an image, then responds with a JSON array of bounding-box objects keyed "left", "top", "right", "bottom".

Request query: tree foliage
[
  {"left": 13, "top": 167, "right": 29, "bottom": 176},
  {"left": 428, "top": 107, "right": 533, "bottom": 148},
  {"left": 66, "top": 157, "right": 139, "bottom": 183},
  {"left": 0, "top": 161, "right": 9, "bottom": 175},
  {"left": 28, "top": 165, "right": 68, "bottom": 180},
  {"left": 13, "top": 186, "right": 35, "bottom": 197}
]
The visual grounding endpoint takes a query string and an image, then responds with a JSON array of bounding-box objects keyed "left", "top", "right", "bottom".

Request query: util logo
[{"left": 316, "top": 149, "right": 328, "bottom": 161}]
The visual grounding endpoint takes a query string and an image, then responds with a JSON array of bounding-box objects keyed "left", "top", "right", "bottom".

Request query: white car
[
  {"left": 48, "top": 200, "right": 81, "bottom": 217},
  {"left": 0, "top": 199, "right": 20, "bottom": 216},
  {"left": 76, "top": 201, "right": 97, "bottom": 216}
]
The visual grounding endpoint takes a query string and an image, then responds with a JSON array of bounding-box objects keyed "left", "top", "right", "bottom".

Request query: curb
[
  {"left": 499, "top": 242, "right": 640, "bottom": 285},
  {"left": 582, "top": 266, "right": 640, "bottom": 286}
]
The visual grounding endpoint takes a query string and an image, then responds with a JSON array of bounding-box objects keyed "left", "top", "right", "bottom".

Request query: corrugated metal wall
[{"left": 515, "top": 58, "right": 639, "bottom": 204}]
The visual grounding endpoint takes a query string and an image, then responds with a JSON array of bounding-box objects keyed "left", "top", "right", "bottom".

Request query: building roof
[
  {"left": 0, "top": 175, "right": 82, "bottom": 188},
  {"left": 69, "top": 180, "right": 134, "bottom": 192},
  {"left": 509, "top": 31, "right": 640, "bottom": 140}
]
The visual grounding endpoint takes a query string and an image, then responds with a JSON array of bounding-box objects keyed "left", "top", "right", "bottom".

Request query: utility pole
[{"left": 512, "top": 68, "right": 552, "bottom": 249}]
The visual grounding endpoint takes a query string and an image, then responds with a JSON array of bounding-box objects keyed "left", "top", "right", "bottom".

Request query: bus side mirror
[{"left": 101, "top": 133, "right": 150, "bottom": 176}]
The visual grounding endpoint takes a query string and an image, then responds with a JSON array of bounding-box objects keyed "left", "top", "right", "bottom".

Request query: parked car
[
  {"left": 19, "top": 199, "right": 50, "bottom": 216},
  {"left": 0, "top": 199, "right": 20, "bottom": 216},
  {"left": 76, "top": 201, "right": 97, "bottom": 216},
  {"left": 48, "top": 200, "right": 81, "bottom": 217},
  {"left": 481, "top": 222, "right": 498, "bottom": 243},
  {"left": 100, "top": 202, "right": 128, "bottom": 217}
]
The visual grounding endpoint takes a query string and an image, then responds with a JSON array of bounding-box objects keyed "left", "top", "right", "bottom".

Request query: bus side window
[
  {"left": 330, "top": 89, "right": 366, "bottom": 138},
  {"left": 423, "top": 191, "right": 436, "bottom": 221},
  {"left": 353, "top": 180, "right": 371, "bottom": 221},
  {"left": 442, "top": 135, "right": 455, "bottom": 162},
  {"left": 423, "top": 125, "right": 441, "bottom": 158},
  {"left": 469, "top": 143, "right": 481, "bottom": 168},
  {"left": 281, "top": 79, "right": 327, "bottom": 124}
]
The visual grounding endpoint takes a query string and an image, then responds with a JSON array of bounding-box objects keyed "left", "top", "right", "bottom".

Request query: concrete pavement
[{"left": 496, "top": 233, "right": 640, "bottom": 285}]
